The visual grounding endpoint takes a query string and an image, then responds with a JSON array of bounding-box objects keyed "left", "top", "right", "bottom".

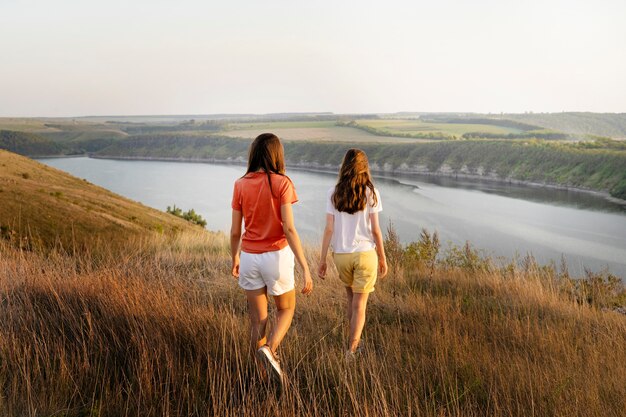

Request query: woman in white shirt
[{"left": 318, "top": 148, "right": 388, "bottom": 357}]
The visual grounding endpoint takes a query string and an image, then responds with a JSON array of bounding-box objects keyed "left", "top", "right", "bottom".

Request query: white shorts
[{"left": 239, "top": 246, "right": 295, "bottom": 296}]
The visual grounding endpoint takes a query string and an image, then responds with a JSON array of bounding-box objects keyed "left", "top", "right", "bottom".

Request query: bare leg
[
  {"left": 345, "top": 286, "right": 354, "bottom": 322},
  {"left": 349, "top": 292, "right": 370, "bottom": 353},
  {"left": 266, "top": 289, "right": 296, "bottom": 353},
  {"left": 245, "top": 288, "right": 269, "bottom": 354}
]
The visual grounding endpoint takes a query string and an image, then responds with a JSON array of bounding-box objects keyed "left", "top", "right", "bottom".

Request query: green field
[
  {"left": 506, "top": 112, "right": 626, "bottom": 138},
  {"left": 0, "top": 118, "right": 61, "bottom": 132},
  {"left": 222, "top": 120, "right": 428, "bottom": 143},
  {"left": 0, "top": 115, "right": 583, "bottom": 154},
  {"left": 226, "top": 120, "right": 338, "bottom": 130},
  {"left": 356, "top": 118, "right": 524, "bottom": 136}
]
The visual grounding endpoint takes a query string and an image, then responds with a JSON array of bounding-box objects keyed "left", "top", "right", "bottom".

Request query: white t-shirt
[{"left": 326, "top": 186, "right": 383, "bottom": 253}]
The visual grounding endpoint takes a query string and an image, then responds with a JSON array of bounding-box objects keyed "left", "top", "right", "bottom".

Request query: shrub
[
  {"left": 384, "top": 221, "right": 404, "bottom": 298},
  {"left": 166, "top": 205, "right": 207, "bottom": 228},
  {"left": 572, "top": 268, "right": 626, "bottom": 308},
  {"left": 610, "top": 178, "right": 626, "bottom": 200},
  {"left": 441, "top": 241, "right": 492, "bottom": 272},
  {"left": 404, "top": 229, "right": 440, "bottom": 274}
]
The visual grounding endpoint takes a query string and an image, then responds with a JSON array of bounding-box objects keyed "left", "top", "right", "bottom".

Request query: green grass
[
  {"left": 355, "top": 119, "right": 526, "bottom": 137},
  {"left": 226, "top": 120, "right": 338, "bottom": 130},
  {"left": 505, "top": 112, "right": 626, "bottom": 138},
  {"left": 221, "top": 121, "right": 427, "bottom": 143},
  {"left": 0, "top": 130, "right": 64, "bottom": 156},
  {"left": 0, "top": 118, "right": 58, "bottom": 132},
  {"left": 39, "top": 129, "right": 127, "bottom": 144}
]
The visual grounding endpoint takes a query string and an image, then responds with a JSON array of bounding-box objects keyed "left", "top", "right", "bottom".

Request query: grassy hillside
[
  {"left": 0, "top": 149, "right": 195, "bottom": 250},
  {"left": 0, "top": 139, "right": 624, "bottom": 416},
  {"left": 96, "top": 134, "right": 626, "bottom": 200},
  {"left": 344, "top": 119, "right": 571, "bottom": 141},
  {"left": 0, "top": 130, "right": 64, "bottom": 156},
  {"left": 0, "top": 117, "right": 60, "bottom": 131},
  {"left": 97, "top": 133, "right": 251, "bottom": 160},
  {"left": 39, "top": 129, "right": 127, "bottom": 153},
  {"left": 393, "top": 113, "right": 626, "bottom": 139},
  {"left": 0, "top": 227, "right": 624, "bottom": 416},
  {"left": 505, "top": 112, "right": 626, "bottom": 138},
  {"left": 4, "top": 112, "right": 625, "bottom": 160},
  {"left": 349, "top": 118, "right": 525, "bottom": 138}
]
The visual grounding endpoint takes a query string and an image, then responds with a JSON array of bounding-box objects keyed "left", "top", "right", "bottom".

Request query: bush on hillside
[
  {"left": 610, "top": 178, "right": 626, "bottom": 200},
  {"left": 385, "top": 223, "right": 626, "bottom": 309},
  {"left": 166, "top": 205, "right": 207, "bottom": 228}
]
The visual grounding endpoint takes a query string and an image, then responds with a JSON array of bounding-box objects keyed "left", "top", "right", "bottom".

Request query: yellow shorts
[{"left": 333, "top": 250, "right": 378, "bottom": 293}]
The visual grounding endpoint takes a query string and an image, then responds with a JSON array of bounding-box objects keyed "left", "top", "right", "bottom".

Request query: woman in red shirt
[{"left": 230, "top": 133, "right": 312, "bottom": 389}]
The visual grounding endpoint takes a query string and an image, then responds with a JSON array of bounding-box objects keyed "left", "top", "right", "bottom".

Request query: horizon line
[{"left": 2, "top": 110, "right": 626, "bottom": 119}]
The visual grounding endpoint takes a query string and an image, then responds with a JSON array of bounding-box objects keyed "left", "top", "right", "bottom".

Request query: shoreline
[{"left": 87, "top": 154, "right": 626, "bottom": 206}]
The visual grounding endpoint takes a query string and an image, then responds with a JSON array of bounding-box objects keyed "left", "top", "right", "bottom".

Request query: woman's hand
[
  {"left": 378, "top": 257, "right": 388, "bottom": 279},
  {"left": 302, "top": 269, "right": 313, "bottom": 294},
  {"left": 231, "top": 254, "right": 240, "bottom": 279},
  {"left": 317, "top": 261, "right": 327, "bottom": 279},
  {"left": 230, "top": 210, "right": 242, "bottom": 280}
]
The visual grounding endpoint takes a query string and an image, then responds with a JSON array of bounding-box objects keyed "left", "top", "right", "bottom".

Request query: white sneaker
[{"left": 256, "top": 345, "right": 284, "bottom": 387}]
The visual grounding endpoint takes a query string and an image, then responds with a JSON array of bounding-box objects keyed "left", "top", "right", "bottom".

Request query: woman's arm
[
  {"left": 318, "top": 214, "right": 334, "bottom": 279},
  {"left": 370, "top": 212, "right": 388, "bottom": 278},
  {"left": 281, "top": 203, "right": 313, "bottom": 294},
  {"left": 230, "top": 209, "right": 243, "bottom": 278}
]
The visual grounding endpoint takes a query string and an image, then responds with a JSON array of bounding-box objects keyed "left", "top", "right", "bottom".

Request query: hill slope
[
  {"left": 0, "top": 226, "right": 624, "bottom": 416},
  {"left": 0, "top": 149, "right": 195, "bottom": 249},
  {"left": 0, "top": 130, "right": 63, "bottom": 156},
  {"left": 504, "top": 112, "right": 626, "bottom": 138}
]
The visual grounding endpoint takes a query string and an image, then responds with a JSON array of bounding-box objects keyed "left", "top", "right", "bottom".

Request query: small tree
[
  {"left": 405, "top": 229, "right": 440, "bottom": 278},
  {"left": 384, "top": 220, "right": 404, "bottom": 298}
]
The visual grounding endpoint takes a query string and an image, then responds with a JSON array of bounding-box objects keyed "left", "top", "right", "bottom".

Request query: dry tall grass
[
  {"left": 0, "top": 150, "right": 194, "bottom": 251},
  {"left": 1, "top": 231, "right": 625, "bottom": 416}
]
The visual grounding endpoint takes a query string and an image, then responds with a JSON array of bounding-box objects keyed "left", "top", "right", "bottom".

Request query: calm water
[{"left": 39, "top": 157, "right": 626, "bottom": 278}]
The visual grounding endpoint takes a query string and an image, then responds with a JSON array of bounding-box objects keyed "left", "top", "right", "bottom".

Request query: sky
[{"left": 1, "top": 0, "right": 625, "bottom": 117}]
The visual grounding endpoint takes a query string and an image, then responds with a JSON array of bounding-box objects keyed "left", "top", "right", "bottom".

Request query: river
[{"left": 38, "top": 157, "right": 626, "bottom": 278}]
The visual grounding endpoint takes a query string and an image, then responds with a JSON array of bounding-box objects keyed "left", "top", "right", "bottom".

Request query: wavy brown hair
[
  {"left": 244, "top": 133, "right": 286, "bottom": 196},
  {"left": 332, "top": 148, "right": 377, "bottom": 214}
]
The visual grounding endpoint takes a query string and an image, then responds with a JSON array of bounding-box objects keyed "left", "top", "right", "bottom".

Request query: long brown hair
[
  {"left": 244, "top": 133, "right": 286, "bottom": 196},
  {"left": 332, "top": 148, "right": 377, "bottom": 214}
]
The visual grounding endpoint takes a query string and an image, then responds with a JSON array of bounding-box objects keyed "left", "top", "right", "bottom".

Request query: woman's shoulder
[{"left": 271, "top": 172, "right": 293, "bottom": 186}]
